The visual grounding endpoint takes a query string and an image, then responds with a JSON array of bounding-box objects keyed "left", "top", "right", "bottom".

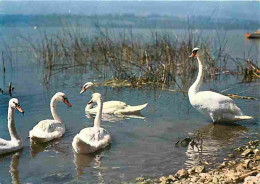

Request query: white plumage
[
  {"left": 0, "top": 98, "right": 24, "bottom": 155},
  {"left": 80, "top": 82, "right": 148, "bottom": 114},
  {"left": 72, "top": 93, "right": 111, "bottom": 154},
  {"left": 29, "top": 120, "right": 65, "bottom": 142},
  {"left": 72, "top": 127, "right": 111, "bottom": 154},
  {"left": 86, "top": 100, "right": 148, "bottom": 114},
  {"left": 29, "top": 92, "right": 71, "bottom": 142},
  {"left": 188, "top": 48, "right": 253, "bottom": 123}
]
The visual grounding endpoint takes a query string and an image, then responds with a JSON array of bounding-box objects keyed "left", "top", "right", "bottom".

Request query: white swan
[
  {"left": 29, "top": 92, "right": 72, "bottom": 142},
  {"left": 80, "top": 82, "right": 148, "bottom": 114},
  {"left": 0, "top": 98, "right": 24, "bottom": 155},
  {"left": 188, "top": 47, "right": 253, "bottom": 123},
  {"left": 72, "top": 93, "right": 111, "bottom": 154}
]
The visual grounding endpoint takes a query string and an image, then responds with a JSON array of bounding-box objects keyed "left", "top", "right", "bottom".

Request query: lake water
[{"left": 0, "top": 26, "right": 259, "bottom": 183}]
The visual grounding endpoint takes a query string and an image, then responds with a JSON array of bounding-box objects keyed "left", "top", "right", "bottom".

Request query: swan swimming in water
[
  {"left": 72, "top": 93, "right": 111, "bottom": 154},
  {"left": 188, "top": 47, "right": 253, "bottom": 123},
  {"left": 0, "top": 98, "right": 24, "bottom": 155},
  {"left": 80, "top": 82, "right": 148, "bottom": 114},
  {"left": 29, "top": 92, "right": 72, "bottom": 142}
]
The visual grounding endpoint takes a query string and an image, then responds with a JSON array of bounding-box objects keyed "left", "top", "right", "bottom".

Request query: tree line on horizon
[{"left": 0, "top": 14, "right": 259, "bottom": 30}]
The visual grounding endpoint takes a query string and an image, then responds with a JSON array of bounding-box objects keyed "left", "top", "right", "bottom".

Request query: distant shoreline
[{"left": 0, "top": 14, "right": 259, "bottom": 30}]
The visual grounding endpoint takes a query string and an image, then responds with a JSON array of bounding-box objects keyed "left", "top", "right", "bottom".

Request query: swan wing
[
  {"left": 0, "top": 139, "right": 22, "bottom": 154},
  {"left": 86, "top": 101, "right": 126, "bottom": 114},
  {"left": 103, "top": 101, "right": 127, "bottom": 109},
  {"left": 192, "top": 91, "right": 242, "bottom": 115},
  {"left": 115, "top": 103, "right": 148, "bottom": 114},
  {"left": 87, "top": 102, "right": 147, "bottom": 114},
  {"left": 0, "top": 138, "right": 9, "bottom": 146},
  {"left": 29, "top": 119, "right": 65, "bottom": 142},
  {"left": 77, "top": 127, "right": 111, "bottom": 147},
  {"left": 72, "top": 127, "right": 111, "bottom": 154},
  {"left": 86, "top": 106, "right": 118, "bottom": 114}
]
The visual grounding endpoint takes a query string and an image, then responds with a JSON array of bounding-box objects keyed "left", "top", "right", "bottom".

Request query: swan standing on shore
[
  {"left": 29, "top": 92, "right": 72, "bottom": 142},
  {"left": 72, "top": 93, "right": 111, "bottom": 154},
  {"left": 188, "top": 47, "right": 253, "bottom": 123},
  {"left": 0, "top": 98, "right": 24, "bottom": 155},
  {"left": 80, "top": 82, "right": 148, "bottom": 114}
]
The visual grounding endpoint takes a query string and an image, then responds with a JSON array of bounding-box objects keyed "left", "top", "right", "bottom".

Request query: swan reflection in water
[
  {"left": 86, "top": 112, "right": 145, "bottom": 122},
  {"left": 184, "top": 123, "right": 247, "bottom": 167},
  {"left": 0, "top": 150, "right": 23, "bottom": 184},
  {"left": 10, "top": 151, "right": 22, "bottom": 184},
  {"left": 73, "top": 148, "right": 110, "bottom": 183},
  {"left": 30, "top": 139, "right": 68, "bottom": 157}
]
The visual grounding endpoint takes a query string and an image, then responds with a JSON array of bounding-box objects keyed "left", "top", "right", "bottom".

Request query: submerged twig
[
  {"left": 9, "top": 82, "right": 13, "bottom": 97},
  {"left": 210, "top": 88, "right": 258, "bottom": 100}
]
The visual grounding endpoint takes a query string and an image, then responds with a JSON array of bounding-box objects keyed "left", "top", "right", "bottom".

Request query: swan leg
[{"left": 209, "top": 112, "right": 217, "bottom": 123}]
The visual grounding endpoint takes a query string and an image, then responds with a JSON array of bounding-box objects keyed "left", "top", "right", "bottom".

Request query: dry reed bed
[{"left": 9, "top": 26, "right": 260, "bottom": 87}]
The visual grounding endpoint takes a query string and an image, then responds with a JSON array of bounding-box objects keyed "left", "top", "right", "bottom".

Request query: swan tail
[
  {"left": 234, "top": 115, "right": 254, "bottom": 120},
  {"left": 116, "top": 103, "right": 148, "bottom": 114}
]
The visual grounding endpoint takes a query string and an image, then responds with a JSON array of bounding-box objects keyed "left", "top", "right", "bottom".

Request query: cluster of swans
[{"left": 0, "top": 47, "right": 253, "bottom": 156}]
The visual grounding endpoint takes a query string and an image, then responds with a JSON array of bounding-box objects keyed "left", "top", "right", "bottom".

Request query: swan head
[
  {"left": 80, "top": 82, "right": 94, "bottom": 94},
  {"left": 9, "top": 98, "right": 24, "bottom": 114},
  {"left": 189, "top": 47, "right": 201, "bottom": 58},
  {"left": 54, "top": 92, "right": 72, "bottom": 107},
  {"left": 88, "top": 93, "right": 102, "bottom": 105}
]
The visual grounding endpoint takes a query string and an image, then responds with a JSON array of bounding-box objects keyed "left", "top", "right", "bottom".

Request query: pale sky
[{"left": 0, "top": 0, "right": 258, "bottom": 1}]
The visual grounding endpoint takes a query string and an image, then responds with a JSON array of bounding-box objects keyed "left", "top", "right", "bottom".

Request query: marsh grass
[{"left": 5, "top": 24, "right": 259, "bottom": 89}]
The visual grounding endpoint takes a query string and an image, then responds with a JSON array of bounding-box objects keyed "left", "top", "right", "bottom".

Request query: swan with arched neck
[
  {"left": 72, "top": 93, "right": 111, "bottom": 154},
  {"left": 188, "top": 47, "right": 253, "bottom": 123},
  {"left": 29, "top": 92, "right": 72, "bottom": 142},
  {"left": 0, "top": 98, "right": 24, "bottom": 155}
]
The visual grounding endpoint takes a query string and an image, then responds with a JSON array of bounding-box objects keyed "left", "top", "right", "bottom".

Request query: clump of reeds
[
  {"left": 242, "top": 59, "right": 260, "bottom": 83},
  {"left": 14, "top": 24, "right": 247, "bottom": 89}
]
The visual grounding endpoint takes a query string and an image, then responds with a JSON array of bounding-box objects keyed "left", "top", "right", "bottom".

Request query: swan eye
[
  {"left": 13, "top": 102, "right": 20, "bottom": 107},
  {"left": 88, "top": 100, "right": 94, "bottom": 105}
]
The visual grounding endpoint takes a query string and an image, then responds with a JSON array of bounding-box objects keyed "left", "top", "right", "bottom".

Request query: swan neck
[
  {"left": 50, "top": 97, "right": 62, "bottom": 122},
  {"left": 85, "top": 87, "right": 96, "bottom": 110},
  {"left": 94, "top": 100, "right": 102, "bottom": 128},
  {"left": 189, "top": 55, "right": 204, "bottom": 96},
  {"left": 8, "top": 106, "right": 20, "bottom": 141}
]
